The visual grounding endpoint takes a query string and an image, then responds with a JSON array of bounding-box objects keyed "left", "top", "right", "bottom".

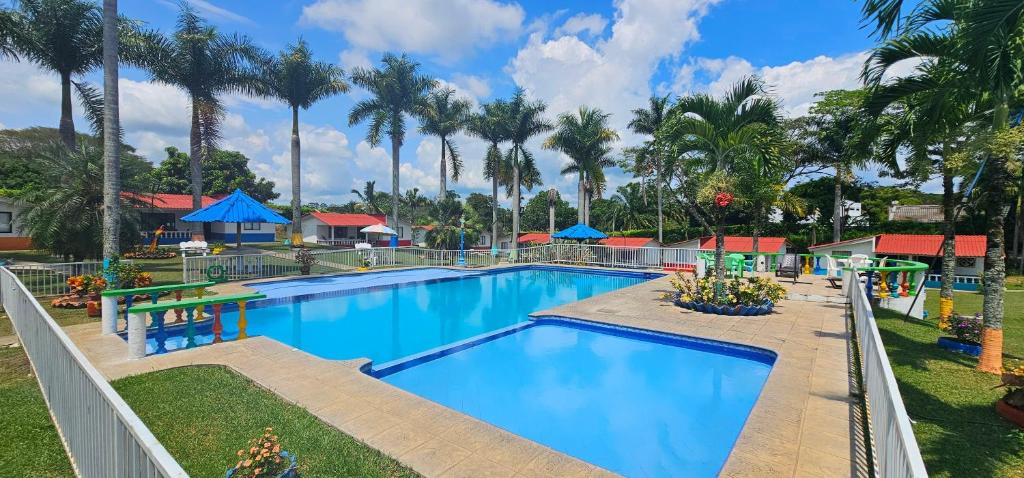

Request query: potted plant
[
  {"left": 996, "top": 362, "right": 1024, "bottom": 428},
  {"left": 667, "top": 273, "right": 785, "bottom": 316},
  {"left": 225, "top": 428, "right": 297, "bottom": 478},
  {"left": 294, "top": 248, "right": 316, "bottom": 275},
  {"left": 357, "top": 254, "right": 371, "bottom": 272},
  {"left": 936, "top": 313, "right": 983, "bottom": 356}
]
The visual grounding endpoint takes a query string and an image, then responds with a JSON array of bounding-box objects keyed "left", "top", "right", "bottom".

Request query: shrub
[
  {"left": 943, "top": 313, "right": 983, "bottom": 344},
  {"left": 670, "top": 273, "right": 786, "bottom": 306},
  {"left": 294, "top": 248, "right": 316, "bottom": 268}
]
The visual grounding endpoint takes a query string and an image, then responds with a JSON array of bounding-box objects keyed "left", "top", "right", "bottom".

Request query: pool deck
[{"left": 63, "top": 266, "right": 867, "bottom": 477}]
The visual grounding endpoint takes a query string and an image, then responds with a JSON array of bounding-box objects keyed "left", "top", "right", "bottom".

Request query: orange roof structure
[
  {"left": 874, "top": 234, "right": 986, "bottom": 257},
  {"left": 518, "top": 232, "right": 551, "bottom": 244}
]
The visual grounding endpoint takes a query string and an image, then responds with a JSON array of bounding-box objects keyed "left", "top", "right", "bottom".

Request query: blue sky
[{"left": 0, "top": 0, "right": 924, "bottom": 206}]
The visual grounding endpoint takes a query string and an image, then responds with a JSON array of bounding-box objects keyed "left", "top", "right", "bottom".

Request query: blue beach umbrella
[
  {"left": 552, "top": 223, "right": 608, "bottom": 242},
  {"left": 182, "top": 189, "right": 290, "bottom": 247}
]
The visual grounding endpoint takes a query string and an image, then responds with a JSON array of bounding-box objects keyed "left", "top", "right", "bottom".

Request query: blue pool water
[
  {"left": 379, "top": 319, "right": 775, "bottom": 477},
  {"left": 142, "top": 267, "right": 653, "bottom": 363}
]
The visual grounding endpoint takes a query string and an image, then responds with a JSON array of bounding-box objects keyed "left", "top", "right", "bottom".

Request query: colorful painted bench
[
  {"left": 100, "top": 281, "right": 217, "bottom": 336},
  {"left": 124, "top": 292, "right": 265, "bottom": 359}
]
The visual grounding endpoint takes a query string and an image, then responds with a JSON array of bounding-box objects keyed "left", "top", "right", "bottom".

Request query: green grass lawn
[
  {"left": 0, "top": 315, "right": 74, "bottom": 477},
  {"left": 113, "top": 366, "right": 418, "bottom": 478},
  {"left": 873, "top": 290, "right": 1024, "bottom": 478}
]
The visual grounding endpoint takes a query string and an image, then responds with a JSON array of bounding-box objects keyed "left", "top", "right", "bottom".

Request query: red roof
[
  {"left": 413, "top": 225, "right": 435, "bottom": 231},
  {"left": 875, "top": 234, "right": 986, "bottom": 257},
  {"left": 122, "top": 192, "right": 217, "bottom": 209},
  {"left": 697, "top": 236, "right": 787, "bottom": 253},
  {"left": 600, "top": 237, "right": 656, "bottom": 247},
  {"left": 807, "top": 236, "right": 875, "bottom": 250},
  {"left": 309, "top": 212, "right": 386, "bottom": 227},
  {"left": 518, "top": 232, "right": 551, "bottom": 244}
]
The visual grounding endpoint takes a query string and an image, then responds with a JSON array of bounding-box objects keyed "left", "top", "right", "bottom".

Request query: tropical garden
[{"left": 0, "top": 0, "right": 1024, "bottom": 475}]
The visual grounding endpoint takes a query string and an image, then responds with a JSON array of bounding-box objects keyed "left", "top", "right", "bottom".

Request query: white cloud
[
  {"left": 157, "top": 0, "right": 254, "bottom": 25},
  {"left": 671, "top": 52, "right": 921, "bottom": 117},
  {"left": 338, "top": 49, "right": 373, "bottom": 72},
  {"left": 450, "top": 74, "right": 492, "bottom": 100},
  {"left": 554, "top": 13, "right": 608, "bottom": 38},
  {"left": 301, "top": 0, "right": 524, "bottom": 62}
]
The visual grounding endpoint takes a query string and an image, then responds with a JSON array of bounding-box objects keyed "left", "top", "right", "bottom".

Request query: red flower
[{"left": 715, "top": 192, "right": 734, "bottom": 207}]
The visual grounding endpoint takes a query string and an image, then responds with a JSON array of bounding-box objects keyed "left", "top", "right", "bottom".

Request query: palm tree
[
  {"left": 420, "top": 87, "right": 471, "bottom": 200},
  {"left": 544, "top": 106, "right": 618, "bottom": 226},
  {"left": 402, "top": 187, "right": 430, "bottom": 224},
  {"left": 8, "top": 0, "right": 102, "bottom": 149},
  {"left": 143, "top": 4, "right": 267, "bottom": 212},
  {"left": 504, "top": 88, "right": 553, "bottom": 247},
  {"left": 0, "top": 9, "right": 19, "bottom": 60},
  {"left": 546, "top": 188, "right": 558, "bottom": 234},
  {"left": 100, "top": 0, "right": 119, "bottom": 259},
  {"left": 466, "top": 99, "right": 510, "bottom": 251},
  {"left": 662, "top": 76, "right": 780, "bottom": 281},
  {"left": 605, "top": 183, "right": 655, "bottom": 232},
  {"left": 264, "top": 39, "right": 349, "bottom": 246},
  {"left": 351, "top": 180, "right": 385, "bottom": 215},
  {"left": 628, "top": 96, "right": 670, "bottom": 242},
  {"left": 348, "top": 53, "right": 436, "bottom": 241},
  {"left": 862, "top": 0, "right": 1024, "bottom": 373}
]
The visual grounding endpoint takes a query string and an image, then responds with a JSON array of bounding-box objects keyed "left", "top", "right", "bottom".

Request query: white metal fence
[
  {"left": 845, "top": 269, "right": 929, "bottom": 478},
  {"left": 182, "top": 245, "right": 702, "bottom": 283},
  {"left": 0, "top": 267, "right": 188, "bottom": 478},
  {"left": 5, "top": 261, "right": 111, "bottom": 297}
]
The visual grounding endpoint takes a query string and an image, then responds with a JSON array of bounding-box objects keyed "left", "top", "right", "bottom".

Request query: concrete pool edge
[{"left": 66, "top": 268, "right": 863, "bottom": 477}]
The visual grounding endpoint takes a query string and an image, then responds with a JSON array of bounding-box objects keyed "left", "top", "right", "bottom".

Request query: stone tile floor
[{"left": 64, "top": 266, "right": 868, "bottom": 477}]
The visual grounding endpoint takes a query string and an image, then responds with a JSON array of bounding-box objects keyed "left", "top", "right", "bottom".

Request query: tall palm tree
[
  {"left": 264, "top": 39, "right": 349, "bottom": 246},
  {"left": 348, "top": 53, "right": 436, "bottom": 241},
  {"left": 628, "top": 95, "right": 669, "bottom": 242},
  {"left": 546, "top": 188, "right": 558, "bottom": 233},
  {"left": 466, "top": 99, "right": 510, "bottom": 251},
  {"left": 861, "top": 0, "right": 1024, "bottom": 373},
  {"left": 544, "top": 106, "right": 618, "bottom": 226},
  {"left": 663, "top": 77, "right": 780, "bottom": 280},
  {"left": 504, "top": 88, "right": 552, "bottom": 248},
  {"left": 420, "top": 87, "right": 471, "bottom": 200},
  {"left": 9, "top": 0, "right": 102, "bottom": 149},
  {"left": 143, "top": 4, "right": 267, "bottom": 212},
  {"left": 100, "top": 0, "right": 119, "bottom": 259}
]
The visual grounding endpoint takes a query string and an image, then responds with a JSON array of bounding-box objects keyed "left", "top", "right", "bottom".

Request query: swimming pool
[
  {"left": 378, "top": 318, "right": 775, "bottom": 477},
  {"left": 140, "top": 266, "right": 656, "bottom": 363}
]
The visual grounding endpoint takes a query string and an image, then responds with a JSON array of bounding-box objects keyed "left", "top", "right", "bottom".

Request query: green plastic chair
[{"left": 726, "top": 253, "right": 746, "bottom": 277}]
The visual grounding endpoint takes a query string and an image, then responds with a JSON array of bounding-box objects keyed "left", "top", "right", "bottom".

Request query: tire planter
[
  {"left": 224, "top": 451, "right": 297, "bottom": 478},
  {"left": 936, "top": 337, "right": 982, "bottom": 357},
  {"left": 673, "top": 294, "right": 774, "bottom": 316},
  {"left": 995, "top": 399, "right": 1024, "bottom": 429}
]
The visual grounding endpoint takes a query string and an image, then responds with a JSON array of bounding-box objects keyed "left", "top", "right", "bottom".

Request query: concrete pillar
[
  {"left": 127, "top": 312, "right": 148, "bottom": 359},
  {"left": 100, "top": 296, "right": 118, "bottom": 335},
  {"left": 696, "top": 257, "right": 706, "bottom": 278}
]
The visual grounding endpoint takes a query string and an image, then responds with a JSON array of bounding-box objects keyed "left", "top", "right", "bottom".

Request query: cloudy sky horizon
[{"left": 0, "top": 0, "right": 928, "bottom": 207}]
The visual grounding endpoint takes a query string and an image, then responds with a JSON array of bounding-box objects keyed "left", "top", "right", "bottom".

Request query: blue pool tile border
[{"left": 370, "top": 314, "right": 776, "bottom": 378}]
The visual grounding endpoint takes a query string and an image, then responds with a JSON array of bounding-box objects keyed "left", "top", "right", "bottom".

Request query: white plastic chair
[{"left": 849, "top": 254, "right": 870, "bottom": 268}]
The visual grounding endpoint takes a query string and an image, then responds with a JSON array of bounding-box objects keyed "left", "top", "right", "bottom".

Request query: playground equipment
[{"left": 147, "top": 225, "right": 165, "bottom": 253}]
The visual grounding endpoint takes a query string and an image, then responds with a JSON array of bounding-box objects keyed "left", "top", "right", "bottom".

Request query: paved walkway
[{"left": 64, "top": 266, "right": 867, "bottom": 477}]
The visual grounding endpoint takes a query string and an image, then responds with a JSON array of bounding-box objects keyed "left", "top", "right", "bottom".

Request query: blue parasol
[{"left": 552, "top": 223, "right": 608, "bottom": 242}]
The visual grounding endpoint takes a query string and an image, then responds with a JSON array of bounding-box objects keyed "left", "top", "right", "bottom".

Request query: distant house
[
  {"left": 478, "top": 230, "right": 514, "bottom": 250},
  {"left": 888, "top": 203, "right": 944, "bottom": 223},
  {"left": 808, "top": 234, "right": 986, "bottom": 289},
  {"left": 124, "top": 192, "right": 277, "bottom": 245},
  {"left": 300, "top": 212, "right": 412, "bottom": 247},
  {"left": 412, "top": 225, "right": 433, "bottom": 247},
  {"left": 516, "top": 233, "right": 659, "bottom": 248},
  {"left": 671, "top": 236, "right": 789, "bottom": 254},
  {"left": 0, "top": 195, "right": 31, "bottom": 250}
]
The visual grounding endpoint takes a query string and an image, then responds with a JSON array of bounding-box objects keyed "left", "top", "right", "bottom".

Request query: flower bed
[
  {"left": 123, "top": 247, "right": 177, "bottom": 259},
  {"left": 937, "top": 313, "right": 983, "bottom": 356},
  {"left": 668, "top": 274, "right": 785, "bottom": 316}
]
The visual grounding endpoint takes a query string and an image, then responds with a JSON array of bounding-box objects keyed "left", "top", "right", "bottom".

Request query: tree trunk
[
  {"left": 439, "top": 136, "right": 447, "bottom": 200},
  {"left": 577, "top": 174, "right": 585, "bottom": 224},
  {"left": 752, "top": 204, "right": 763, "bottom": 271},
  {"left": 189, "top": 101, "right": 204, "bottom": 217},
  {"left": 290, "top": 106, "right": 302, "bottom": 246},
  {"left": 235, "top": 222, "right": 242, "bottom": 249},
  {"left": 548, "top": 196, "right": 555, "bottom": 234},
  {"left": 59, "top": 72, "right": 76, "bottom": 150},
  {"left": 584, "top": 188, "right": 591, "bottom": 226},
  {"left": 1017, "top": 167, "right": 1024, "bottom": 274},
  {"left": 656, "top": 156, "right": 663, "bottom": 244},
  {"left": 939, "top": 165, "right": 956, "bottom": 323},
  {"left": 833, "top": 165, "right": 843, "bottom": 242},
  {"left": 491, "top": 169, "right": 499, "bottom": 250},
  {"left": 101, "top": 0, "right": 120, "bottom": 259},
  {"left": 512, "top": 148, "right": 521, "bottom": 249},
  {"left": 391, "top": 136, "right": 401, "bottom": 244},
  {"left": 978, "top": 100, "right": 1011, "bottom": 374},
  {"left": 715, "top": 221, "right": 726, "bottom": 283}
]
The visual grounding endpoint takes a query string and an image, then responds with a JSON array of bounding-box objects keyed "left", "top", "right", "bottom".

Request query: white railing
[
  {"left": 0, "top": 267, "right": 188, "bottom": 478},
  {"left": 845, "top": 269, "right": 929, "bottom": 478},
  {"left": 5, "top": 261, "right": 110, "bottom": 297},
  {"left": 140, "top": 230, "right": 192, "bottom": 241},
  {"left": 183, "top": 245, "right": 702, "bottom": 283},
  {"left": 317, "top": 238, "right": 358, "bottom": 247},
  {"left": 925, "top": 274, "right": 981, "bottom": 286}
]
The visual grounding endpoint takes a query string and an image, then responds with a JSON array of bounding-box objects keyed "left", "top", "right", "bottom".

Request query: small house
[
  {"left": 125, "top": 192, "right": 277, "bottom": 245},
  {"left": 301, "top": 212, "right": 412, "bottom": 247},
  {"left": 0, "top": 195, "right": 31, "bottom": 250}
]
